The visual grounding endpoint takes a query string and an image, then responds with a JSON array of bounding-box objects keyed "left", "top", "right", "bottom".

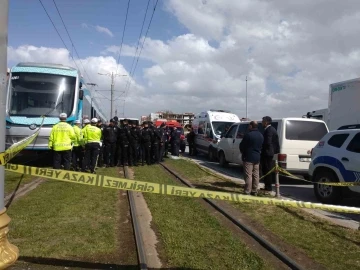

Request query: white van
[
  {"left": 192, "top": 110, "right": 240, "bottom": 160},
  {"left": 216, "top": 118, "right": 329, "bottom": 177}
]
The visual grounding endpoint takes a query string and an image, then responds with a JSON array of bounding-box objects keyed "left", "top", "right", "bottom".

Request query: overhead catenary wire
[
  {"left": 115, "top": 0, "right": 131, "bottom": 75},
  {"left": 52, "top": 0, "right": 91, "bottom": 82},
  {"left": 38, "top": 0, "right": 82, "bottom": 77},
  {"left": 122, "top": 0, "right": 159, "bottom": 116}
]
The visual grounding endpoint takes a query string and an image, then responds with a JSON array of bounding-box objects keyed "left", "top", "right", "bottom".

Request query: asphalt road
[{"left": 182, "top": 150, "right": 360, "bottom": 225}]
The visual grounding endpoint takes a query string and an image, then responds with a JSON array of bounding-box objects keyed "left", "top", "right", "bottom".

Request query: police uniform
[
  {"left": 118, "top": 120, "right": 133, "bottom": 166},
  {"left": 82, "top": 118, "right": 102, "bottom": 173},
  {"left": 72, "top": 120, "right": 84, "bottom": 171},
  {"left": 152, "top": 125, "right": 162, "bottom": 163},
  {"left": 171, "top": 127, "right": 182, "bottom": 156},
  {"left": 48, "top": 113, "right": 76, "bottom": 170},
  {"left": 96, "top": 121, "right": 105, "bottom": 167},
  {"left": 141, "top": 122, "right": 153, "bottom": 165},
  {"left": 159, "top": 124, "right": 167, "bottom": 162},
  {"left": 130, "top": 124, "right": 141, "bottom": 166},
  {"left": 103, "top": 119, "right": 118, "bottom": 167}
]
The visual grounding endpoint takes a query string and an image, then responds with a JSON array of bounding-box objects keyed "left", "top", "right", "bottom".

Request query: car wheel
[
  {"left": 314, "top": 169, "right": 342, "bottom": 204},
  {"left": 219, "top": 151, "right": 228, "bottom": 167}
]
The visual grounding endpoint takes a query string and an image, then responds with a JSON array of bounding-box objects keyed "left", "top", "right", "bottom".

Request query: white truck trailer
[
  {"left": 305, "top": 78, "right": 360, "bottom": 131},
  {"left": 328, "top": 78, "right": 360, "bottom": 130}
]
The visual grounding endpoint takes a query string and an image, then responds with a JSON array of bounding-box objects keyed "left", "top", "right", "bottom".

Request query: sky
[{"left": 7, "top": 0, "right": 360, "bottom": 120}]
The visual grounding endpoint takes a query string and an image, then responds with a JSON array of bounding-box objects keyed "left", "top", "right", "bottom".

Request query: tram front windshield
[{"left": 9, "top": 72, "right": 76, "bottom": 117}]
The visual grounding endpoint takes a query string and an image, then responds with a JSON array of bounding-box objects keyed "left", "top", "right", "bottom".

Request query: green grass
[
  {"left": 134, "top": 165, "right": 269, "bottom": 270},
  {"left": 7, "top": 167, "right": 119, "bottom": 261},
  {"left": 5, "top": 171, "right": 35, "bottom": 196},
  {"left": 166, "top": 159, "right": 360, "bottom": 270}
]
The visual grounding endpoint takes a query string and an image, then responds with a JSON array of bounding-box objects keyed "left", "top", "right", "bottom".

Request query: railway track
[
  {"left": 159, "top": 162, "right": 305, "bottom": 270},
  {"left": 123, "top": 166, "right": 148, "bottom": 270}
]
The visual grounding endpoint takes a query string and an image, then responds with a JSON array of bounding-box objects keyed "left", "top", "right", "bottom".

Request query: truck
[{"left": 305, "top": 78, "right": 360, "bottom": 131}]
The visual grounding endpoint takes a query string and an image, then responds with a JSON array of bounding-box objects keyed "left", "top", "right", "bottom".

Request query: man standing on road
[
  {"left": 260, "top": 116, "right": 280, "bottom": 194},
  {"left": 48, "top": 113, "right": 75, "bottom": 170},
  {"left": 240, "top": 121, "right": 264, "bottom": 196},
  {"left": 186, "top": 127, "right": 196, "bottom": 156}
]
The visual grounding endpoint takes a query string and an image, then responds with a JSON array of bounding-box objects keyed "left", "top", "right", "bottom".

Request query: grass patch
[
  {"left": 134, "top": 165, "right": 268, "bottom": 270},
  {"left": 5, "top": 171, "right": 35, "bottom": 196},
  {"left": 167, "top": 159, "right": 360, "bottom": 270},
  {"left": 8, "top": 167, "right": 119, "bottom": 261}
]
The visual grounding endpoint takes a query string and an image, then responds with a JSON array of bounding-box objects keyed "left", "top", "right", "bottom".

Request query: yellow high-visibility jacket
[
  {"left": 83, "top": 125, "right": 102, "bottom": 144},
  {"left": 48, "top": 121, "right": 76, "bottom": 151},
  {"left": 73, "top": 125, "right": 83, "bottom": 147}
]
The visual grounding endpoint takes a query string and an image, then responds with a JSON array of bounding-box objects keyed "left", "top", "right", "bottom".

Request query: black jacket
[
  {"left": 240, "top": 129, "right": 264, "bottom": 164},
  {"left": 102, "top": 125, "right": 117, "bottom": 144},
  {"left": 141, "top": 127, "right": 153, "bottom": 144},
  {"left": 261, "top": 125, "right": 280, "bottom": 157}
]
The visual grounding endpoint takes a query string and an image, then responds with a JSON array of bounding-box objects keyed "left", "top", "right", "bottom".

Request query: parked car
[
  {"left": 309, "top": 128, "right": 360, "bottom": 204},
  {"left": 216, "top": 118, "right": 329, "bottom": 178}
]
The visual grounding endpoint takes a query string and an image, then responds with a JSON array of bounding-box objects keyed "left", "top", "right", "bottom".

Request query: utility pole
[
  {"left": 245, "top": 76, "right": 248, "bottom": 119},
  {"left": 0, "top": 0, "right": 19, "bottom": 268},
  {"left": 98, "top": 72, "right": 126, "bottom": 119}
]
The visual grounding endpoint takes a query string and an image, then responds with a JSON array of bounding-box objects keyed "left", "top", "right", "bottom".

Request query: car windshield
[
  {"left": 212, "top": 121, "right": 235, "bottom": 136},
  {"left": 9, "top": 72, "right": 76, "bottom": 117}
]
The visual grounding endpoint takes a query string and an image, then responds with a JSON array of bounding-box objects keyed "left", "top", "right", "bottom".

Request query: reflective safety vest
[
  {"left": 73, "top": 125, "right": 83, "bottom": 147},
  {"left": 84, "top": 125, "right": 102, "bottom": 144},
  {"left": 48, "top": 121, "right": 76, "bottom": 151}
]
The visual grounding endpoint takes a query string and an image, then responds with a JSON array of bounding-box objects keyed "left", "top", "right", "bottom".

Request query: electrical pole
[
  {"left": 0, "top": 0, "right": 19, "bottom": 267},
  {"left": 245, "top": 76, "right": 248, "bottom": 119},
  {"left": 98, "top": 72, "right": 126, "bottom": 120}
]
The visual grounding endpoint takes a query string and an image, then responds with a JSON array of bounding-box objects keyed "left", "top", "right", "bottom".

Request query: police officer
[
  {"left": 82, "top": 118, "right": 102, "bottom": 173},
  {"left": 48, "top": 113, "right": 75, "bottom": 170},
  {"left": 151, "top": 123, "right": 162, "bottom": 163},
  {"left": 171, "top": 126, "right": 182, "bottom": 156},
  {"left": 102, "top": 119, "right": 117, "bottom": 167},
  {"left": 159, "top": 123, "right": 167, "bottom": 162},
  {"left": 141, "top": 121, "right": 153, "bottom": 165},
  {"left": 118, "top": 119, "right": 133, "bottom": 166},
  {"left": 96, "top": 120, "right": 105, "bottom": 167},
  {"left": 130, "top": 122, "right": 141, "bottom": 166},
  {"left": 72, "top": 120, "right": 83, "bottom": 171},
  {"left": 164, "top": 126, "right": 170, "bottom": 158}
]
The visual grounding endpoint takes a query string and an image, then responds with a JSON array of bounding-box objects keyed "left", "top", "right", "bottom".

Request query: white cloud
[
  {"left": 7, "top": 45, "right": 143, "bottom": 119},
  {"left": 104, "top": 0, "right": 360, "bottom": 119},
  {"left": 9, "top": 1, "right": 360, "bottom": 121},
  {"left": 95, "top": 25, "right": 114, "bottom": 37}
]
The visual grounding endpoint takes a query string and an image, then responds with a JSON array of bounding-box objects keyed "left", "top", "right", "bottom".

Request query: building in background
[{"left": 148, "top": 111, "right": 195, "bottom": 126}]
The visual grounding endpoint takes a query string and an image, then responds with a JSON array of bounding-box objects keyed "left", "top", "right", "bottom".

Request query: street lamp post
[
  {"left": 98, "top": 72, "right": 126, "bottom": 119},
  {"left": 245, "top": 76, "right": 248, "bottom": 119},
  {"left": 0, "top": 1, "right": 20, "bottom": 268}
]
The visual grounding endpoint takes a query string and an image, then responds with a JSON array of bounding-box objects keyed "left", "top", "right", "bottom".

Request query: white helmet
[
  {"left": 84, "top": 119, "right": 90, "bottom": 124},
  {"left": 91, "top": 118, "right": 98, "bottom": 123},
  {"left": 59, "top": 113, "right": 67, "bottom": 119},
  {"left": 74, "top": 120, "right": 81, "bottom": 124}
]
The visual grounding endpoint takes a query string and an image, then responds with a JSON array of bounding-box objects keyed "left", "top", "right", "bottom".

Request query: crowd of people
[{"left": 48, "top": 114, "right": 184, "bottom": 173}]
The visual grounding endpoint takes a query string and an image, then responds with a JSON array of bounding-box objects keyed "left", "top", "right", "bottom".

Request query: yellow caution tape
[
  {"left": 278, "top": 167, "right": 360, "bottom": 187},
  {"left": 4, "top": 163, "right": 360, "bottom": 214},
  {"left": 0, "top": 117, "right": 45, "bottom": 165}
]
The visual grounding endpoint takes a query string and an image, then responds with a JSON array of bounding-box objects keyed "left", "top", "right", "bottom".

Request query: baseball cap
[
  {"left": 84, "top": 119, "right": 90, "bottom": 124},
  {"left": 91, "top": 118, "right": 98, "bottom": 123},
  {"left": 74, "top": 120, "right": 81, "bottom": 124},
  {"left": 59, "top": 113, "right": 67, "bottom": 118}
]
